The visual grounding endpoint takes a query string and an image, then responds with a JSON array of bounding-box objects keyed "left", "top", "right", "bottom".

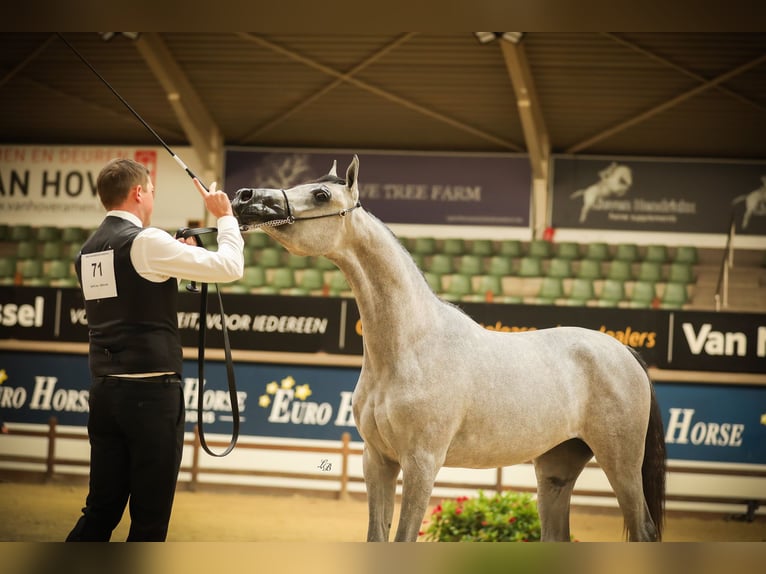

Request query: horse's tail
[{"left": 628, "top": 346, "right": 667, "bottom": 541}]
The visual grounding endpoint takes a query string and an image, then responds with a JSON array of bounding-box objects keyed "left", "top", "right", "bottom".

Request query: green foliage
[{"left": 420, "top": 491, "right": 542, "bottom": 542}]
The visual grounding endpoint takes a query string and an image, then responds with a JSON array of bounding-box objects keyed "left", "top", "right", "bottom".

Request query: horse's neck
[{"left": 327, "top": 211, "right": 444, "bottom": 355}]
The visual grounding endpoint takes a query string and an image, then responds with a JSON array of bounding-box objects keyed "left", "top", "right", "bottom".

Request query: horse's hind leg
[
  {"left": 363, "top": 446, "right": 401, "bottom": 541},
  {"left": 591, "top": 438, "right": 658, "bottom": 541},
  {"left": 533, "top": 439, "right": 593, "bottom": 541}
]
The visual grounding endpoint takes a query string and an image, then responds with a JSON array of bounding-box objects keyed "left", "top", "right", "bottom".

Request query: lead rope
[{"left": 177, "top": 227, "right": 239, "bottom": 457}]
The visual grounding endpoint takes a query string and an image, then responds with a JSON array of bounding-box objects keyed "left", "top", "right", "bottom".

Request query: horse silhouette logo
[
  {"left": 570, "top": 162, "right": 633, "bottom": 223},
  {"left": 731, "top": 175, "right": 766, "bottom": 229}
]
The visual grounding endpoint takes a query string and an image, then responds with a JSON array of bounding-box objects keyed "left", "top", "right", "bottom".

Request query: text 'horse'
[{"left": 232, "top": 156, "right": 666, "bottom": 542}]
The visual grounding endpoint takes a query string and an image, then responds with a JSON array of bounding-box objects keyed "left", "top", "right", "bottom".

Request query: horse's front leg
[
  {"left": 363, "top": 446, "right": 401, "bottom": 542},
  {"left": 394, "top": 452, "right": 441, "bottom": 542}
]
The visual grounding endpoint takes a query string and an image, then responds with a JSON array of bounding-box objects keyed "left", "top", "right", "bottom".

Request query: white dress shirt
[{"left": 105, "top": 210, "right": 245, "bottom": 284}]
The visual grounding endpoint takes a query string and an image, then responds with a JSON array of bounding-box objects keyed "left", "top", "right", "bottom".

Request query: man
[{"left": 67, "top": 158, "right": 244, "bottom": 541}]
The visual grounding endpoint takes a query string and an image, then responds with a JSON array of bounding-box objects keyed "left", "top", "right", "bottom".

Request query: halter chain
[{"left": 239, "top": 188, "right": 362, "bottom": 232}]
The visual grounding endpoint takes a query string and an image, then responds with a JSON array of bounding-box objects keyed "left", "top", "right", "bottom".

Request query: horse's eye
[{"left": 313, "top": 188, "right": 331, "bottom": 202}]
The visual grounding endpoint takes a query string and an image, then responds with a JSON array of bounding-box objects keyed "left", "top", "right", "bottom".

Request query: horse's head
[{"left": 232, "top": 155, "right": 361, "bottom": 256}]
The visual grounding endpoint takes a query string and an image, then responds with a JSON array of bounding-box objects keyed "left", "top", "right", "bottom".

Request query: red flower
[
  {"left": 431, "top": 504, "right": 442, "bottom": 515},
  {"left": 455, "top": 508, "right": 463, "bottom": 515},
  {"left": 508, "top": 517, "right": 517, "bottom": 523},
  {"left": 481, "top": 521, "right": 489, "bottom": 526}
]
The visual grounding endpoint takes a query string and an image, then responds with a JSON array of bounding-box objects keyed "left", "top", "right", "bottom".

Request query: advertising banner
[
  {"left": 0, "top": 145, "right": 205, "bottom": 229},
  {"left": 2, "top": 351, "right": 765, "bottom": 464},
  {"left": 551, "top": 155, "right": 766, "bottom": 235},
  {"left": 224, "top": 148, "right": 531, "bottom": 227},
  {"left": 666, "top": 310, "right": 766, "bottom": 373},
  {"left": 3, "top": 286, "right": 766, "bottom": 374}
]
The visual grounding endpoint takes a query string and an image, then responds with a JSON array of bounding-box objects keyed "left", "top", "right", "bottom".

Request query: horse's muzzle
[{"left": 232, "top": 188, "right": 288, "bottom": 225}]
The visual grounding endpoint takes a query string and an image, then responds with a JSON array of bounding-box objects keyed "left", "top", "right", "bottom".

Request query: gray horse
[{"left": 232, "top": 156, "right": 666, "bottom": 542}]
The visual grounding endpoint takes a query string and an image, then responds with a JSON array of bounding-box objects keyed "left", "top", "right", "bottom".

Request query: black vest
[{"left": 76, "top": 216, "right": 182, "bottom": 376}]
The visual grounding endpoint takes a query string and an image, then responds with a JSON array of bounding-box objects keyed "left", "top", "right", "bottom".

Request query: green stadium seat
[
  {"left": 313, "top": 256, "right": 338, "bottom": 271},
  {"left": 486, "top": 256, "right": 514, "bottom": 277},
  {"left": 471, "top": 275, "right": 503, "bottom": 302},
  {"left": 410, "top": 237, "right": 437, "bottom": 255},
  {"left": 497, "top": 240, "right": 523, "bottom": 258},
  {"left": 546, "top": 258, "right": 573, "bottom": 278},
  {"left": 555, "top": 241, "right": 581, "bottom": 260},
  {"left": 10, "top": 225, "right": 32, "bottom": 242},
  {"left": 614, "top": 243, "right": 639, "bottom": 262},
  {"left": 527, "top": 239, "right": 552, "bottom": 259},
  {"left": 426, "top": 254, "right": 454, "bottom": 275},
  {"left": 661, "top": 283, "right": 689, "bottom": 309},
  {"left": 46, "top": 259, "right": 72, "bottom": 280},
  {"left": 517, "top": 257, "right": 543, "bottom": 277},
  {"left": 565, "top": 278, "right": 596, "bottom": 306},
  {"left": 286, "top": 253, "right": 310, "bottom": 269},
  {"left": 576, "top": 259, "right": 603, "bottom": 279},
  {"left": 627, "top": 281, "right": 657, "bottom": 308},
  {"left": 290, "top": 268, "right": 326, "bottom": 295},
  {"left": 673, "top": 246, "right": 698, "bottom": 265},
  {"left": 256, "top": 247, "right": 283, "bottom": 268},
  {"left": 0, "top": 224, "right": 9, "bottom": 241},
  {"left": 442, "top": 274, "right": 473, "bottom": 301},
  {"left": 643, "top": 244, "right": 668, "bottom": 263},
  {"left": 20, "top": 259, "right": 46, "bottom": 286},
  {"left": 469, "top": 239, "right": 493, "bottom": 257},
  {"left": 270, "top": 268, "right": 296, "bottom": 292},
  {"left": 441, "top": 238, "right": 465, "bottom": 255},
  {"left": 667, "top": 263, "right": 695, "bottom": 284},
  {"left": 0, "top": 257, "right": 16, "bottom": 285},
  {"left": 528, "top": 277, "right": 564, "bottom": 305},
  {"left": 606, "top": 260, "right": 633, "bottom": 281},
  {"left": 583, "top": 242, "right": 610, "bottom": 261},
  {"left": 61, "top": 226, "right": 86, "bottom": 244},
  {"left": 636, "top": 261, "right": 663, "bottom": 283},
  {"left": 16, "top": 241, "right": 37, "bottom": 260},
  {"left": 241, "top": 266, "right": 268, "bottom": 289},
  {"left": 35, "top": 226, "right": 61, "bottom": 242},
  {"left": 41, "top": 241, "right": 62, "bottom": 260},
  {"left": 457, "top": 254, "right": 483, "bottom": 275},
  {"left": 596, "top": 279, "right": 625, "bottom": 307},
  {"left": 245, "top": 232, "right": 272, "bottom": 249}
]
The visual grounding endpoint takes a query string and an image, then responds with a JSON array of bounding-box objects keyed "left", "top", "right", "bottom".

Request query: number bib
[{"left": 81, "top": 250, "right": 118, "bottom": 300}]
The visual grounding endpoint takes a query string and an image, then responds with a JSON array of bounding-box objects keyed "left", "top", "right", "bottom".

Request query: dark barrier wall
[
  {"left": 1, "top": 286, "right": 765, "bottom": 373},
  {"left": 551, "top": 155, "right": 766, "bottom": 235},
  {"left": 1, "top": 351, "right": 764, "bottom": 465},
  {"left": 225, "top": 149, "right": 532, "bottom": 227}
]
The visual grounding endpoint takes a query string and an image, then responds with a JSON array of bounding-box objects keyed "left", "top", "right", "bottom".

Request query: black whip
[
  {"left": 58, "top": 33, "right": 239, "bottom": 456},
  {"left": 55, "top": 32, "right": 207, "bottom": 191}
]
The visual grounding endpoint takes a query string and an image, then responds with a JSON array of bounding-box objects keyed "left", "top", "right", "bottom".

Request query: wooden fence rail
[{"left": 0, "top": 417, "right": 763, "bottom": 520}]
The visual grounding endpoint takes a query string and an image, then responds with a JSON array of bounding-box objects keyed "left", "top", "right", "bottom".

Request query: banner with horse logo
[{"left": 551, "top": 155, "right": 766, "bottom": 235}]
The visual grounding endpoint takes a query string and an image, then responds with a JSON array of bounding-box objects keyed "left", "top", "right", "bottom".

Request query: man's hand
[{"left": 194, "top": 178, "right": 233, "bottom": 219}]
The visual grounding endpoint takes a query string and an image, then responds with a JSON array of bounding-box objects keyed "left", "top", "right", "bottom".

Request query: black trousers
[{"left": 67, "top": 375, "right": 185, "bottom": 542}]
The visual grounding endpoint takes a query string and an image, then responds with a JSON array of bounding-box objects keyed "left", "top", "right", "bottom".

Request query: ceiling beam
[
  {"left": 602, "top": 33, "right": 766, "bottom": 114},
  {"left": 499, "top": 39, "right": 549, "bottom": 178},
  {"left": 567, "top": 52, "right": 766, "bottom": 154},
  {"left": 0, "top": 33, "right": 57, "bottom": 89},
  {"left": 134, "top": 33, "right": 222, "bottom": 177},
  {"left": 238, "top": 33, "right": 524, "bottom": 152},
  {"left": 241, "top": 33, "right": 417, "bottom": 143}
]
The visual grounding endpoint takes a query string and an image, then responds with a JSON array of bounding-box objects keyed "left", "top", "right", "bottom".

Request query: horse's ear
[
  {"left": 346, "top": 155, "right": 360, "bottom": 200},
  {"left": 328, "top": 160, "right": 338, "bottom": 178}
]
